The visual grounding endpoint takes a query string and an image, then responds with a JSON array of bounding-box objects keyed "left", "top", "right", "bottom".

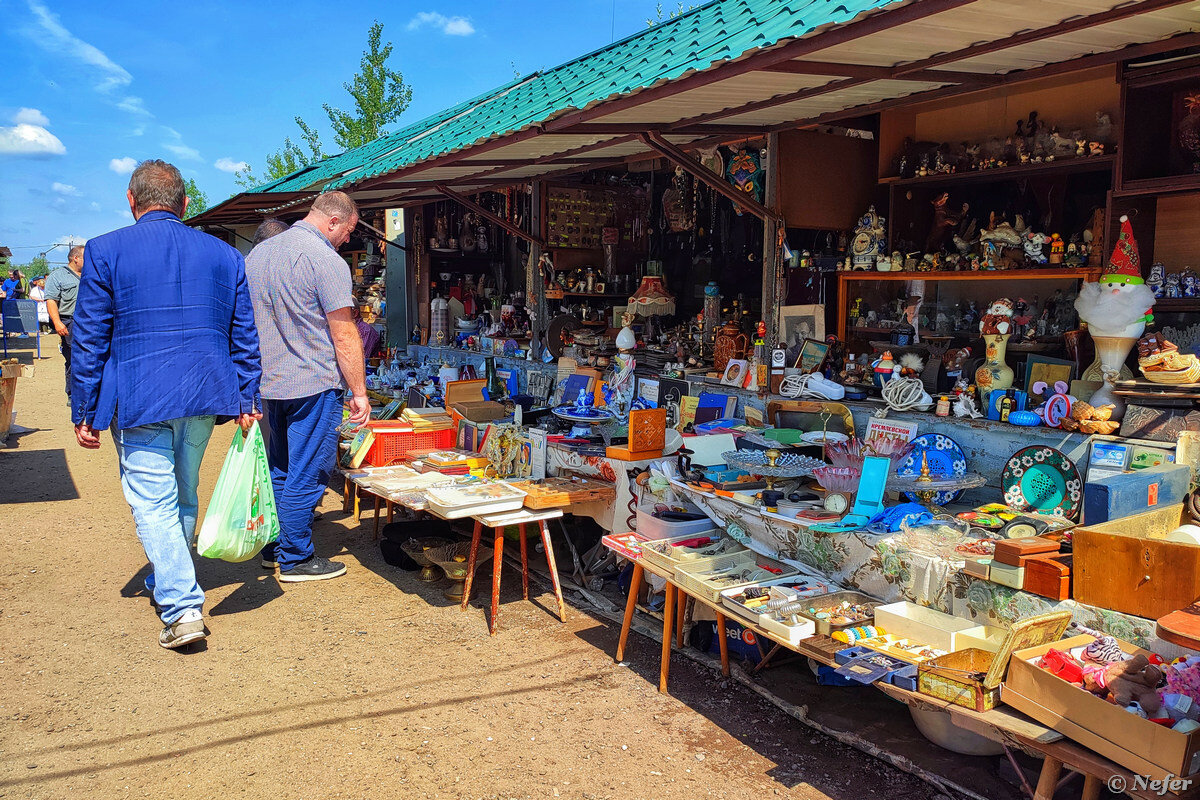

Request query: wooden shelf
[
  {"left": 838, "top": 268, "right": 1099, "bottom": 282},
  {"left": 879, "top": 155, "right": 1115, "bottom": 188},
  {"left": 1154, "top": 297, "right": 1200, "bottom": 313},
  {"left": 1113, "top": 174, "right": 1200, "bottom": 198},
  {"left": 554, "top": 291, "right": 627, "bottom": 299}
]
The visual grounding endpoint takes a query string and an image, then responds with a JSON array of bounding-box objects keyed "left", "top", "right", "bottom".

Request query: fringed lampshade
[{"left": 627, "top": 275, "right": 675, "bottom": 317}]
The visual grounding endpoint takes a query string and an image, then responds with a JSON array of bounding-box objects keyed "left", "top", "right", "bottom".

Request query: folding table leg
[
  {"left": 715, "top": 612, "right": 731, "bottom": 677},
  {"left": 372, "top": 494, "right": 382, "bottom": 539},
  {"left": 489, "top": 526, "right": 505, "bottom": 636},
  {"left": 518, "top": 523, "right": 529, "bottom": 600},
  {"left": 537, "top": 520, "right": 567, "bottom": 622},
  {"left": 660, "top": 583, "right": 675, "bottom": 693},
  {"left": 1081, "top": 775, "right": 1102, "bottom": 800},
  {"left": 343, "top": 477, "right": 353, "bottom": 513},
  {"left": 675, "top": 587, "right": 686, "bottom": 648},
  {"left": 386, "top": 500, "right": 394, "bottom": 524},
  {"left": 461, "top": 520, "right": 483, "bottom": 612},
  {"left": 616, "top": 563, "right": 643, "bottom": 663}
]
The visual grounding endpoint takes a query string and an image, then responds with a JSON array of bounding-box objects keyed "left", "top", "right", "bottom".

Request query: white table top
[{"left": 474, "top": 507, "right": 565, "bottom": 527}]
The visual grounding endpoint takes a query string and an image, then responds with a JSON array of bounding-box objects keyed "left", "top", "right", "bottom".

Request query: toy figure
[
  {"left": 980, "top": 298, "right": 1015, "bottom": 336},
  {"left": 925, "top": 192, "right": 968, "bottom": 253},
  {"left": 1076, "top": 137, "right": 1088, "bottom": 157},
  {"left": 1148, "top": 262, "right": 1166, "bottom": 298},
  {"left": 1089, "top": 141, "right": 1105, "bottom": 157},
  {"left": 1048, "top": 233, "right": 1065, "bottom": 264},
  {"left": 964, "top": 300, "right": 980, "bottom": 328},
  {"left": 1064, "top": 241, "right": 1084, "bottom": 269},
  {"left": 1082, "top": 653, "right": 1163, "bottom": 716},
  {"left": 1023, "top": 231, "right": 1048, "bottom": 265}
]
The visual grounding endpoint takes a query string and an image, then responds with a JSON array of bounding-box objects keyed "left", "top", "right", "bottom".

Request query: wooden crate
[{"left": 510, "top": 478, "right": 616, "bottom": 509}]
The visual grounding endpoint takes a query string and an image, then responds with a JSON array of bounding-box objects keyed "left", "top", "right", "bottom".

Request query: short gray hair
[
  {"left": 128, "top": 159, "right": 186, "bottom": 215},
  {"left": 68, "top": 245, "right": 85, "bottom": 261},
  {"left": 310, "top": 191, "right": 358, "bottom": 221},
  {"left": 252, "top": 218, "right": 289, "bottom": 246}
]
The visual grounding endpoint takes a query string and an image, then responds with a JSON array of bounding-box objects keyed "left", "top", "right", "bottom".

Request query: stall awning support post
[
  {"left": 761, "top": 132, "right": 781, "bottom": 346},
  {"left": 433, "top": 184, "right": 546, "bottom": 248}
]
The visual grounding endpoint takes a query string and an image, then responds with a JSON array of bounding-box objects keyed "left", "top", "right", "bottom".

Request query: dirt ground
[{"left": 1, "top": 341, "right": 963, "bottom": 800}]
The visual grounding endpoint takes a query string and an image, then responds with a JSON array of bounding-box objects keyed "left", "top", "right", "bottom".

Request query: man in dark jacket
[{"left": 71, "top": 159, "right": 262, "bottom": 649}]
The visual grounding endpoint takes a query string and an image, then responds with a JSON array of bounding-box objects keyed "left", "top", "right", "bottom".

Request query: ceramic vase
[
  {"left": 1085, "top": 334, "right": 1140, "bottom": 421},
  {"left": 975, "top": 334, "right": 1014, "bottom": 405}
]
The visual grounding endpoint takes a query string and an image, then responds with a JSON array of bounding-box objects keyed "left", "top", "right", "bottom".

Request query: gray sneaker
[
  {"left": 278, "top": 556, "right": 347, "bottom": 583},
  {"left": 159, "top": 612, "right": 207, "bottom": 649}
]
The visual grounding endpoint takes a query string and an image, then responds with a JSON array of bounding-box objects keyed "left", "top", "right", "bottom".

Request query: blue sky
[{"left": 0, "top": 0, "right": 666, "bottom": 266}]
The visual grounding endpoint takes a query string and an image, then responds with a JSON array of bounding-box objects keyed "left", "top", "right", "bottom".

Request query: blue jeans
[
  {"left": 112, "top": 416, "right": 215, "bottom": 624},
  {"left": 261, "top": 390, "right": 342, "bottom": 571}
]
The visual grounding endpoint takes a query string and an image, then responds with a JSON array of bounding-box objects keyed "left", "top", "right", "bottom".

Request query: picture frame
[
  {"left": 796, "top": 338, "right": 831, "bottom": 374},
  {"left": 1024, "top": 355, "right": 1075, "bottom": 405},
  {"left": 721, "top": 358, "right": 749, "bottom": 387},
  {"left": 779, "top": 304, "right": 825, "bottom": 365}
]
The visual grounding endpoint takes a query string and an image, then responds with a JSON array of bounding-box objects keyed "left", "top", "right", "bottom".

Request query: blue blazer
[{"left": 71, "top": 210, "right": 262, "bottom": 430}]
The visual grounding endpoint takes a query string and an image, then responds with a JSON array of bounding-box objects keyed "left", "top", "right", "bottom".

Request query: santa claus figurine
[
  {"left": 1074, "top": 215, "right": 1156, "bottom": 420},
  {"left": 979, "top": 297, "right": 1015, "bottom": 335}
]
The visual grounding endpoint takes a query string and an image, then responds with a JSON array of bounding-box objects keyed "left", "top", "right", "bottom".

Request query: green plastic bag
[{"left": 197, "top": 421, "right": 280, "bottom": 562}]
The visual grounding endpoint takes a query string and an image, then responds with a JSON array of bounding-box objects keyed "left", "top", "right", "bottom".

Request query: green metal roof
[{"left": 255, "top": 0, "right": 900, "bottom": 195}]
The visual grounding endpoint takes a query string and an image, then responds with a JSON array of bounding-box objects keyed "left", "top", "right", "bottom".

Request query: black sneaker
[
  {"left": 278, "top": 556, "right": 347, "bottom": 583},
  {"left": 261, "top": 556, "right": 278, "bottom": 569}
]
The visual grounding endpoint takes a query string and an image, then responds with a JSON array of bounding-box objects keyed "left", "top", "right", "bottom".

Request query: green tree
[
  {"left": 235, "top": 20, "right": 412, "bottom": 189},
  {"left": 183, "top": 177, "right": 209, "bottom": 219},
  {"left": 646, "top": 2, "right": 697, "bottom": 26},
  {"left": 22, "top": 254, "right": 49, "bottom": 280}
]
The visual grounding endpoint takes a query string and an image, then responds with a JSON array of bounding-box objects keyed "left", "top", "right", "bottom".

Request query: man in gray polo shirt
[
  {"left": 44, "top": 244, "right": 84, "bottom": 403},
  {"left": 245, "top": 191, "right": 370, "bottom": 582}
]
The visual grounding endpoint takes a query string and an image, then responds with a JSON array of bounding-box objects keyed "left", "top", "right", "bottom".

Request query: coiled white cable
[
  {"left": 779, "top": 373, "right": 815, "bottom": 398},
  {"left": 881, "top": 376, "right": 933, "bottom": 411}
]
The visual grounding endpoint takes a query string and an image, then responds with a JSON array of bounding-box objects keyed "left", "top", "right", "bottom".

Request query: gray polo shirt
[
  {"left": 245, "top": 221, "right": 354, "bottom": 400},
  {"left": 43, "top": 267, "right": 81, "bottom": 318}
]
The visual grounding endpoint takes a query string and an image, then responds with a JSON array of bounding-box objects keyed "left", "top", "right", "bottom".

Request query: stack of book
[{"left": 401, "top": 407, "right": 453, "bottom": 430}]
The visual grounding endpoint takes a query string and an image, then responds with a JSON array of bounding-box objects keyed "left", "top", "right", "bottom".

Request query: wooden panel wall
[
  {"left": 1151, "top": 192, "right": 1200, "bottom": 268},
  {"left": 778, "top": 129, "right": 877, "bottom": 230}
]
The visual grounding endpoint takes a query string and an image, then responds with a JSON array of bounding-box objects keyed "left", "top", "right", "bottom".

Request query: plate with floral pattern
[
  {"left": 1001, "top": 446, "right": 1082, "bottom": 520},
  {"left": 898, "top": 433, "right": 967, "bottom": 506}
]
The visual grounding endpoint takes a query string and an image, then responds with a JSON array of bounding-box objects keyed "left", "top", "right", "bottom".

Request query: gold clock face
[
  {"left": 824, "top": 492, "right": 851, "bottom": 515},
  {"left": 851, "top": 232, "right": 873, "bottom": 256}
]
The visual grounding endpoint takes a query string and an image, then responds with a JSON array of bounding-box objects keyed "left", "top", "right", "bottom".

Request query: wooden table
[{"left": 461, "top": 507, "right": 568, "bottom": 635}]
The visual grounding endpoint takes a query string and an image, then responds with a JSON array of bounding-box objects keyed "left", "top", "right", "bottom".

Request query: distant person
[
  {"left": 44, "top": 247, "right": 84, "bottom": 401},
  {"left": 71, "top": 159, "right": 262, "bottom": 650},
  {"left": 245, "top": 191, "right": 369, "bottom": 582},
  {"left": 28, "top": 276, "right": 49, "bottom": 331},
  {"left": 252, "top": 217, "right": 289, "bottom": 246},
  {"left": 1, "top": 269, "right": 21, "bottom": 299}
]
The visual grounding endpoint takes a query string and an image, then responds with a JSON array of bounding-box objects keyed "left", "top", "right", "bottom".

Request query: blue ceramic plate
[
  {"left": 1001, "top": 446, "right": 1082, "bottom": 520},
  {"left": 898, "top": 433, "right": 968, "bottom": 506}
]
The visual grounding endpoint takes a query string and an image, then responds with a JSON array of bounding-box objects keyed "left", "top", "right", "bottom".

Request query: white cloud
[
  {"left": 26, "top": 1, "right": 133, "bottom": 93},
  {"left": 51, "top": 182, "right": 79, "bottom": 196},
  {"left": 163, "top": 142, "right": 201, "bottom": 161},
  {"left": 214, "top": 157, "right": 248, "bottom": 173},
  {"left": 117, "top": 96, "right": 150, "bottom": 116},
  {"left": 407, "top": 12, "right": 475, "bottom": 36},
  {"left": 89, "top": 202, "right": 101, "bottom": 211},
  {"left": 53, "top": 234, "right": 86, "bottom": 247},
  {"left": 13, "top": 107, "right": 49, "bottom": 126},
  {"left": 109, "top": 156, "right": 137, "bottom": 174},
  {"left": 0, "top": 122, "right": 66, "bottom": 156}
]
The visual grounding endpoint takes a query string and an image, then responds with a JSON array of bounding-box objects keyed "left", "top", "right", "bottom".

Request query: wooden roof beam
[{"left": 760, "top": 60, "right": 1002, "bottom": 85}]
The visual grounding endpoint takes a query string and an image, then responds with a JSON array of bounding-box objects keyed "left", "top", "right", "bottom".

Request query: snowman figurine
[{"left": 1073, "top": 215, "right": 1156, "bottom": 420}]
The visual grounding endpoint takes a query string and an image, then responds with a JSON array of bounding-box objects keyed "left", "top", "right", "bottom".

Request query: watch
[{"left": 823, "top": 492, "right": 852, "bottom": 515}]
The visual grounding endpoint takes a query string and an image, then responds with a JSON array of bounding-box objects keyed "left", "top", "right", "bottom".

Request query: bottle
[
  {"left": 999, "top": 388, "right": 1015, "bottom": 422},
  {"left": 936, "top": 395, "right": 950, "bottom": 417}
]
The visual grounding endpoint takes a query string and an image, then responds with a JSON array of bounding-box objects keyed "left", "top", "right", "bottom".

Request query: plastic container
[
  {"left": 674, "top": 553, "right": 798, "bottom": 602},
  {"left": 639, "top": 533, "right": 742, "bottom": 573},
  {"left": 796, "top": 591, "right": 881, "bottom": 637},
  {"left": 364, "top": 424, "right": 456, "bottom": 468},
  {"left": 635, "top": 509, "right": 717, "bottom": 540},
  {"left": 872, "top": 601, "right": 977, "bottom": 653}
]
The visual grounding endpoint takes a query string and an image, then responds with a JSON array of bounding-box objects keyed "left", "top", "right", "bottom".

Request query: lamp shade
[{"left": 627, "top": 275, "right": 675, "bottom": 317}]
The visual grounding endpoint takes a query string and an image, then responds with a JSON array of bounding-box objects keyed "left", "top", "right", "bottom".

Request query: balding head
[
  {"left": 252, "top": 218, "right": 290, "bottom": 246},
  {"left": 127, "top": 159, "right": 187, "bottom": 218},
  {"left": 303, "top": 191, "right": 359, "bottom": 249}
]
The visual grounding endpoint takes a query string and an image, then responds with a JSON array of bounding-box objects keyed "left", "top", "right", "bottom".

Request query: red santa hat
[{"left": 1101, "top": 215, "right": 1143, "bottom": 285}]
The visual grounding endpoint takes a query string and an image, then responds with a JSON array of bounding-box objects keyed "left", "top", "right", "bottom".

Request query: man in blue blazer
[{"left": 71, "top": 159, "right": 262, "bottom": 650}]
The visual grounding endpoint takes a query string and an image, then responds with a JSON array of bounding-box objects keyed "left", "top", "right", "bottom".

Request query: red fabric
[{"left": 1103, "top": 216, "right": 1142, "bottom": 283}]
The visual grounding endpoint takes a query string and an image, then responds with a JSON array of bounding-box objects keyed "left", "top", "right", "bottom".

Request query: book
[
  {"left": 864, "top": 418, "right": 917, "bottom": 451},
  {"left": 636, "top": 377, "right": 660, "bottom": 407},
  {"left": 698, "top": 391, "right": 737, "bottom": 418},
  {"left": 678, "top": 396, "right": 699, "bottom": 429},
  {"left": 519, "top": 428, "right": 548, "bottom": 480},
  {"left": 346, "top": 427, "right": 376, "bottom": 469},
  {"left": 376, "top": 398, "right": 404, "bottom": 421}
]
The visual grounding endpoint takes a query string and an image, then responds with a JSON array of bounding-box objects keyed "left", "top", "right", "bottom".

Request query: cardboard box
[
  {"left": 1074, "top": 503, "right": 1200, "bottom": 619},
  {"left": 872, "top": 601, "right": 976, "bottom": 652},
  {"left": 451, "top": 400, "right": 507, "bottom": 423},
  {"left": 1005, "top": 634, "right": 1200, "bottom": 780}
]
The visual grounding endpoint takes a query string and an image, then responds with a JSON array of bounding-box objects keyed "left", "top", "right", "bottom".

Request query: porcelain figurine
[
  {"left": 1076, "top": 137, "right": 1088, "bottom": 157},
  {"left": 1184, "top": 269, "right": 1199, "bottom": 298},
  {"left": 850, "top": 205, "right": 887, "bottom": 270},
  {"left": 1148, "top": 262, "right": 1166, "bottom": 298},
  {"left": 1023, "top": 231, "right": 1048, "bottom": 265},
  {"left": 1064, "top": 242, "right": 1085, "bottom": 269},
  {"left": 1166, "top": 272, "right": 1183, "bottom": 298},
  {"left": 1048, "top": 234, "right": 1065, "bottom": 264},
  {"left": 926, "top": 192, "right": 968, "bottom": 253}
]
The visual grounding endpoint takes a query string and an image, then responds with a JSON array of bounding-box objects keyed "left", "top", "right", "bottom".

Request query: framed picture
[
  {"left": 1024, "top": 355, "right": 1075, "bottom": 404},
  {"left": 779, "top": 304, "right": 825, "bottom": 363},
  {"left": 721, "top": 358, "right": 749, "bottom": 387},
  {"left": 796, "top": 338, "right": 831, "bottom": 374}
]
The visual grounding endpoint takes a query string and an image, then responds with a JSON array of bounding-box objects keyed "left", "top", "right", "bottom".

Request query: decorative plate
[
  {"left": 898, "top": 433, "right": 968, "bottom": 506},
  {"left": 1001, "top": 446, "right": 1082, "bottom": 520},
  {"left": 800, "top": 430, "right": 850, "bottom": 445},
  {"left": 552, "top": 404, "right": 615, "bottom": 424}
]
